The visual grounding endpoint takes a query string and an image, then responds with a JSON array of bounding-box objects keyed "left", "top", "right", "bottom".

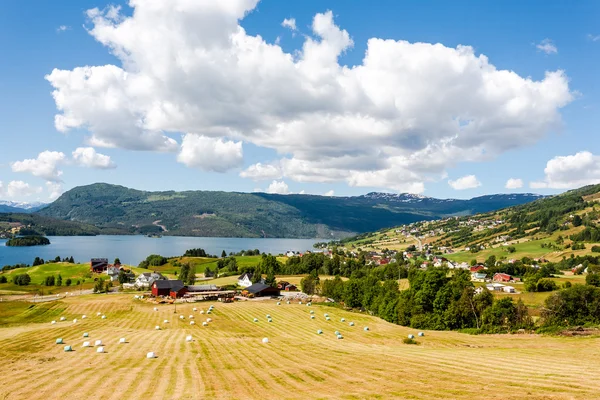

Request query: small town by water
[{"left": 0, "top": 235, "right": 319, "bottom": 268}]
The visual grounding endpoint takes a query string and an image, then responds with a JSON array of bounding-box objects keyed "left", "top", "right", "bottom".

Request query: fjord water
[{"left": 0, "top": 235, "right": 319, "bottom": 267}]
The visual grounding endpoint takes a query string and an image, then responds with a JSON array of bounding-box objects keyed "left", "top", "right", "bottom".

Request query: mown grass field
[{"left": 1, "top": 295, "right": 600, "bottom": 399}]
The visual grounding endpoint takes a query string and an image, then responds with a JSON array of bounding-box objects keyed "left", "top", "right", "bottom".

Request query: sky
[{"left": 0, "top": 0, "right": 599, "bottom": 202}]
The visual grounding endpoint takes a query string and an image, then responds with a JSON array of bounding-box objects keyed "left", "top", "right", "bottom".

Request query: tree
[
  {"left": 300, "top": 275, "right": 318, "bottom": 295},
  {"left": 44, "top": 276, "right": 55, "bottom": 286},
  {"left": 65, "top": 278, "right": 72, "bottom": 286},
  {"left": 69, "top": 256, "right": 75, "bottom": 263},
  {"left": 118, "top": 270, "right": 128, "bottom": 284},
  {"left": 0, "top": 276, "right": 7, "bottom": 283},
  {"left": 186, "top": 265, "right": 196, "bottom": 285},
  {"left": 179, "top": 263, "right": 190, "bottom": 284},
  {"left": 114, "top": 258, "right": 121, "bottom": 265},
  {"left": 104, "top": 280, "right": 112, "bottom": 293},
  {"left": 265, "top": 271, "right": 276, "bottom": 288},
  {"left": 226, "top": 257, "right": 238, "bottom": 273},
  {"left": 56, "top": 274, "right": 62, "bottom": 286},
  {"left": 14, "top": 274, "right": 31, "bottom": 286},
  {"left": 221, "top": 250, "right": 227, "bottom": 258},
  {"left": 586, "top": 273, "right": 600, "bottom": 287},
  {"left": 572, "top": 215, "right": 583, "bottom": 227},
  {"left": 33, "top": 257, "right": 44, "bottom": 266}
]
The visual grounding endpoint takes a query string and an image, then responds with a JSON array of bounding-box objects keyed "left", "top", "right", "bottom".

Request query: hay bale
[
  {"left": 334, "top": 330, "right": 340, "bottom": 335},
  {"left": 317, "top": 329, "right": 323, "bottom": 334},
  {"left": 286, "top": 301, "right": 290, "bottom": 304},
  {"left": 310, "top": 315, "right": 315, "bottom": 319},
  {"left": 206, "top": 310, "right": 211, "bottom": 314},
  {"left": 310, "top": 310, "right": 314, "bottom": 314},
  {"left": 341, "top": 318, "right": 345, "bottom": 322},
  {"left": 190, "top": 321, "right": 195, "bottom": 325},
  {"left": 408, "top": 334, "right": 414, "bottom": 339},
  {"left": 60, "top": 317, "right": 66, "bottom": 321},
  {"left": 51, "top": 321, "right": 56, "bottom": 325},
  {"left": 97, "top": 312, "right": 101, "bottom": 316},
  {"left": 82, "top": 341, "right": 90, "bottom": 347},
  {"left": 153, "top": 307, "right": 158, "bottom": 311},
  {"left": 96, "top": 346, "right": 104, "bottom": 353},
  {"left": 337, "top": 334, "right": 343, "bottom": 340},
  {"left": 64, "top": 345, "right": 73, "bottom": 352},
  {"left": 189, "top": 315, "right": 194, "bottom": 319},
  {"left": 266, "top": 314, "right": 271, "bottom": 318},
  {"left": 155, "top": 326, "right": 161, "bottom": 330},
  {"left": 202, "top": 322, "right": 208, "bottom": 326},
  {"left": 179, "top": 315, "right": 185, "bottom": 320},
  {"left": 307, "top": 302, "right": 312, "bottom": 306},
  {"left": 267, "top": 318, "right": 273, "bottom": 323},
  {"left": 146, "top": 352, "right": 156, "bottom": 359},
  {"left": 200, "top": 310, "right": 205, "bottom": 314},
  {"left": 193, "top": 307, "right": 197, "bottom": 312},
  {"left": 262, "top": 337, "right": 269, "bottom": 344},
  {"left": 164, "top": 319, "right": 169, "bottom": 324},
  {"left": 83, "top": 333, "right": 89, "bottom": 338},
  {"left": 349, "top": 322, "right": 355, "bottom": 326},
  {"left": 253, "top": 318, "right": 259, "bottom": 322},
  {"left": 364, "top": 327, "right": 369, "bottom": 331},
  {"left": 324, "top": 313, "right": 329, "bottom": 317},
  {"left": 418, "top": 332, "right": 424, "bottom": 337},
  {"left": 82, "top": 315, "right": 87, "bottom": 319},
  {"left": 206, "top": 318, "right": 212, "bottom": 323},
  {"left": 73, "top": 319, "right": 77, "bottom": 323},
  {"left": 326, "top": 317, "right": 331, "bottom": 321},
  {"left": 186, "top": 335, "right": 193, "bottom": 342},
  {"left": 277, "top": 302, "right": 281, "bottom": 305},
  {"left": 119, "top": 338, "right": 126, "bottom": 343},
  {"left": 298, "top": 301, "right": 302, "bottom": 305},
  {"left": 101, "top": 315, "right": 106, "bottom": 319},
  {"left": 56, "top": 338, "right": 63, "bottom": 344},
  {"left": 94, "top": 340, "right": 102, "bottom": 346}
]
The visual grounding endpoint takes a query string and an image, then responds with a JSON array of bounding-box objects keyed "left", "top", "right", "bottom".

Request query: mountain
[
  {"left": 0, "top": 213, "right": 128, "bottom": 238},
  {"left": 0, "top": 201, "right": 47, "bottom": 213},
  {"left": 37, "top": 183, "right": 543, "bottom": 238}
]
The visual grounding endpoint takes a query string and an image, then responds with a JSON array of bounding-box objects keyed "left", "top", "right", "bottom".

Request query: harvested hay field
[{"left": 1, "top": 295, "right": 600, "bottom": 399}]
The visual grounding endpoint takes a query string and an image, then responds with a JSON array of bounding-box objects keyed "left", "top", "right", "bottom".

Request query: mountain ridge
[{"left": 36, "top": 182, "right": 544, "bottom": 238}]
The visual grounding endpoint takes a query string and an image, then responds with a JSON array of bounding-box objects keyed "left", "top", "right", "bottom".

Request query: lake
[{"left": 0, "top": 235, "right": 320, "bottom": 267}]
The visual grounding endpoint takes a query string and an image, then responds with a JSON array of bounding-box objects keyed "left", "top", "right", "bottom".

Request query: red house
[
  {"left": 470, "top": 265, "right": 486, "bottom": 273},
  {"left": 152, "top": 280, "right": 187, "bottom": 298},
  {"left": 284, "top": 284, "right": 297, "bottom": 291},
  {"left": 493, "top": 273, "right": 511, "bottom": 283},
  {"left": 90, "top": 258, "right": 109, "bottom": 273}
]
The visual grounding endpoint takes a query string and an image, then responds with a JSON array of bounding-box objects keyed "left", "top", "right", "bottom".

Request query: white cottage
[{"left": 237, "top": 273, "right": 253, "bottom": 288}]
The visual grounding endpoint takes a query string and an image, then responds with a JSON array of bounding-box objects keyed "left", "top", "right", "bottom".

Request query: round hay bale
[
  {"left": 56, "top": 338, "right": 63, "bottom": 344},
  {"left": 64, "top": 345, "right": 73, "bottom": 352},
  {"left": 164, "top": 319, "right": 169, "bottom": 324},
  {"left": 317, "top": 329, "right": 323, "bottom": 335},
  {"left": 286, "top": 301, "right": 290, "bottom": 304},
  {"left": 189, "top": 315, "right": 194, "bottom": 319},
  {"left": 408, "top": 334, "right": 414, "bottom": 339},
  {"left": 60, "top": 317, "right": 66, "bottom": 321},
  {"left": 310, "top": 315, "right": 315, "bottom": 319},
  {"left": 364, "top": 327, "right": 369, "bottom": 331},
  {"left": 310, "top": 310, "right": 314, "bottom": 314},
  {"left": 267, "top": 318, "right": 273, "bottom": 323},
  {"left": 418, "top": 332, "right": 424, "bottom": 337},
  {"left": 266, "top": 314, "right": 271, "bottom": 318},
  {"left": 277, "top": 302, "right": 281, "bottom": 305},
  {"left": 341, "top": 318, "right": 345, "bottom": 322},
  {"left": 94, "top": 340, "right": 102, "bottom": 346},
  {"left": 326, "top": 317, "right": 331, "bottom": 321},
  {"left": 146, "top": 352, "right": 156, "bottom": 359},
  {"left": 82, "top": 341, "right": 90, "bottom": 347},
  {"left": 83, "top": 333, "right": 89, "bottom": 338},
  {"left": 337, "top": 334, "right": 343, "bottom": 340},
  {"left": 101, "top": 315, "right": 106, "bottom": 319},
  {"left": 153, "top": 307, "right": 158, "bottom": 311},
  {"left": 186, "top": 335, "right": 193, "bottom": 342},
  {"left": 119, "top": 338, "right": 126, "bottom": 343},
  {"left": 324, "top": 313, "right": 329, "bottom": 317},
  {"left": 97, "top": 312, "right": 101, "bottom": 316},
  {"left": 206, "top": 318, "right": 212, "bottom": 323},
  {"left": 262, "top": 337, "right": 269, "bottom": 344},
  {"left": 253, "top": 318, "right": 259, "bottom": 322},
  {"left": 206, "top": 310, "right": 211, "bottom": 314},
  {"left": 193, "top": 307, "right": 197, "bottom": 312},
  {"left": 155, "top": 326, "right": 161, "bottom": 330},
  {"left": 298, "top": 301, "right": 302, "bottom": 305},
  {"left": 73, "top": 319, "right": 77, "bottom": 323},
  {"left": 200, "top": 310, "right": 205, "bottom": 314},
  {"left": 96, "top": 346, "right": 104, "bottom": 353},
  {"left": 307, "top": 302, "right": 312, "bottom": 306},
  {"left": 179, "top": 315, "right": 185, "bottom": 320},
  {"left": 51, "top": 321, "right": 56, "bottom": 325},
  {"left": 82, "top": 315, "right": 87, "bottom": 319},
  {"left": 349, "top": 322, "right": 355, "bottom": 326},
  {"left": 202, "top": 322, "right": 208, "bottom": 326},
  {"left": 334, "top": 330, "right": 340, "bottom": 335},
  {"left": 190, "top": 321, "right": 195, "bottom": 325}
]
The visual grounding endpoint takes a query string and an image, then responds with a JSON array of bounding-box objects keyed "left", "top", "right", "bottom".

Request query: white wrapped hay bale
[
  {"left": 96, "top": 346, "right": 104, "bottom": 353},
  {"left": 186, "top": 335, "right": 193, "bottom": 342},
  {"left": 262, "top": 337, "right": 269, "bottom": 344},
  {"left": 82, "top": 341, "right": 90, "bottom": 347},
  {"left": 146, "top": 352, "right": 156, "bottom": 359},
  {"left": 119, "top": 338, "right": 126, "bottom": 344}
]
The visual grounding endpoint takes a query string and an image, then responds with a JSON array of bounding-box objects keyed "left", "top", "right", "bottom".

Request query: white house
[
  {"left": 106, "top": 266, "right": 121, "bottom": 282},
  {"left": 502, "top": 286, "right": 516, "bottom": 293},
  {"left": 135, "top": 272, "right": 166, "bottom": 288},
  {"left": 238, "top": 272, "right": 253, "bottom": 288}
]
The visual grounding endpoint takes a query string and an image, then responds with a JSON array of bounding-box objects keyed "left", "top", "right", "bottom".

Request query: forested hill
[
  {"left": 36, "top": 183, "right": 542, "bottom": 238},
  {"left": 0, "top": 213, "right": 126, "bottom": 237}
]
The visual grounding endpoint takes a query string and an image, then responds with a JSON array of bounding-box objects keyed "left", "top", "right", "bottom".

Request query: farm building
[
  {"left": 152, "top": 280, "right": 187, "bottom": 298},
  {"left": 135, "top": 272, "right": 166, "bottom": 288},
  {"left": 186, "top": 285, "right": 219, "bottom": 294},
  {"left": 276, "top": 281, "right": 290, "bottom": 290},
  {"left": 90, "top": 258, "right": 109, "bottom": 273},
  {"left": 470, "top": 265, "right": 486, "bottom": 273},
  {"left": 284, "top": 284, "right": 297, "bottom": 291},
  {"left": 238, "top": 272, "right": 253, "bottom": 287},
  {"left": 242, "top": 283, "right": 280, "bottom": 297},
  {"left": 493, "top": 273, "right": 512, "bottom": 283},
  {"left": 471, "top": 272, "right": 487, "bottom": 282},
  {"left": 502, "top": 286, "right": 516, "bottom": 293}
]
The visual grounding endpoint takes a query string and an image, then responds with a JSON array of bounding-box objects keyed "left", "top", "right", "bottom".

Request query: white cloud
[
  {"left": 587, "top": 34, "right": 600, "bottom": 42},
  {"left": 46, "top": 1, "right": 573, "bottom": 192},
  {"left": 46, "top": 182, "right": 64, "bottom": 200},
  {"left": 448, "top": 175, "right": 481, "bottom": 190},
  {"left": 530, "top": 151, "right": 600, "bottom": 189},
  {"left": 177, "top": 135, "right": 243, "bottom": 172},
  {"left": 536, "top": 38, "right": 558, "bottom": 54},
  {"left": 324, "top": 189, "right": 335, "bottom": 196},
  {"left": 6, "top": 181, "right": 43, "bottom": 198},
  {"left": 57, "top": 25, "right": 70, "bottom": 33},
  {"left": 72, "top": 147, "right": 116, "bottom": 169},
  {"left": 240, "top": 162, "right": 282, "bottom": 181},
  {"left": 282, "top": 18, "right": 297, "bottom": 31},
  {"left": 266, "top": 180, "right": 290, "bottom": 194},
  {"left": 11, "top": 151, "right": 66, "bottom": 182},
  {"left": 505, "top": 178, "right": 523, "bottom": 189}
]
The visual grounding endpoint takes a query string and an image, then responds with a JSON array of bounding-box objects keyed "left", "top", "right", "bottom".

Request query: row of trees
[{"left": 33, "top": 256, "right": 75, "bottom": 266}]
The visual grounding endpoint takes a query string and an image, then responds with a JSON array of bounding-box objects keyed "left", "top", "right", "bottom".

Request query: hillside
[
  {"left": 342, "top": 183, "right": 600, "bottom": 263},
  {"left": 0, "top": 201, "right": 46, "bottom": 213},
  {"left": 38, "top": 183, "right": 541, "bottom": 238},
  {"left": 0, "top": 213, "right": 128, "bottom": 238}
]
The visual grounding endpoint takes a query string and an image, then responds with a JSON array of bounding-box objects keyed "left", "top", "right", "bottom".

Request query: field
[{"left": 1, "top": 295, "right": 600, "bottom": 399}]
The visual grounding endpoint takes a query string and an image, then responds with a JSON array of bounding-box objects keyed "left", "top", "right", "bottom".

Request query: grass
[
  {"left": 204, "top": 274, "right": 345, "bottom": 287},
  {"left": 1, "top": 294, "right": 600, "bottom": 399}
]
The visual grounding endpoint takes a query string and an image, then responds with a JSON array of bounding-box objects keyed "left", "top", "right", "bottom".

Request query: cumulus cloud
[
  {"left": 282, "top": 18, "right": 297, "bottom": 31},
  {"left": 57, "top": 25, "right": 70, "bottom": 33},
  {"left": 46, "top": 1, "right": 573, "bottom": 192},
  {"left": 448, "top": 175, "right": 481, "bottom": 190},
  {"left": 266, "top": 180, "right": 290, "bottom": 194},
  {"left": 536, "top": 38, "right": 558, "bottom": 54},
  {"left": 6, "top": 181, "right": 43, "bottom": 198},
  {"left": 587, "top": 34, "right": 600, "bottom": 42},
  {"left": 505, "top": 178, "right": 523, "bottom": 189},
  {"left": 239, "top": 162, "right": 282, "bottom": 180},
  {"left": 72, "top": 147, "right": 116, "bottom": 169},
  {"left": 324, "top": 189, "right": 335, "bottom": 196},
  {"left": 177, "top": 135, "right": 243, "bottom": 172},
  {"left": 46, "top": 182, "right": 64, "bottom": 200},
  {"left": 530, "top": 151, "right": 600, "bottom": 189},
  {"left": 11, "top": 151, "right": 66, "bottom": 181}
]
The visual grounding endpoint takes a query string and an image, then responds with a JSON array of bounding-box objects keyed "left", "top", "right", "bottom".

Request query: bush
[
  {"left": 65, "top": 278, "right": 72, "bottom": 286},
  {"left": 586, "top": 273, "right": 600, "bottom": 287},
  {"left": 536, "top": 278, "right": 558, "bottom": 292},
  {"left": 14, "top": 274, "right": 31, "bottom": 286},
  {"left": 592, "top": 245, "right": 600, "bottom": 253},
  {"left": 0, "top": 275, "right": 7, "bottom": 283}
]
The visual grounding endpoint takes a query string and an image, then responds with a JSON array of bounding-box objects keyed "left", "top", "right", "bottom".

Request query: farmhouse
[
  {"left": 90, "top": 258, "right": 109, "bottom": 273},
  {"left": 470, "top": 265, "right": 486, "bottom": 273},
  {"left": 471, "top": 272, "right": 487, "bottom": 282},
  {"left": 238, "top": 272, "right": 253, "bottom": 287},
  {"left": 106, "top": 266, "right": 121, "bottom": 282},
  {"left": 493, "top": 273, "right": 512, "bottom": 283},
  {"left": 242, "top": 283, "right": 280, "bottom": 297},
  {"left": 135, "top": 272, "right": 166, "bottom": 288},
  {"left": 152, "top": 280, "right": 187, "bottom": 298}
]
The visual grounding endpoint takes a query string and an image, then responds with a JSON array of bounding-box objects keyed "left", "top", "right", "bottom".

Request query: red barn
[
  {"left": 285, "top": 284, "right": 297, "bottom": 291},
  {"left": 152, "top": 280, "right": 187, "bottom": 298},
  {"left": 470, "top": 265, "right": 485, "bottom": 273},
  {"left": 90, "top": 258, "right": 109, "bottom": 273},
  {"left": 493, "top": 273, "right": 511, "bottom": 283}
]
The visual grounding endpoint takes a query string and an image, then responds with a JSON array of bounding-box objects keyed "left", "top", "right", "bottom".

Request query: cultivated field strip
[{"left": 1, "top": 296, "right": 600, "bottom": 399}]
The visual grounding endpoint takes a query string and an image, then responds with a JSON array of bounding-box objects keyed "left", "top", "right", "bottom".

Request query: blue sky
[{"left": 0, "top": 0, "right": 599, "bottom": 202}]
